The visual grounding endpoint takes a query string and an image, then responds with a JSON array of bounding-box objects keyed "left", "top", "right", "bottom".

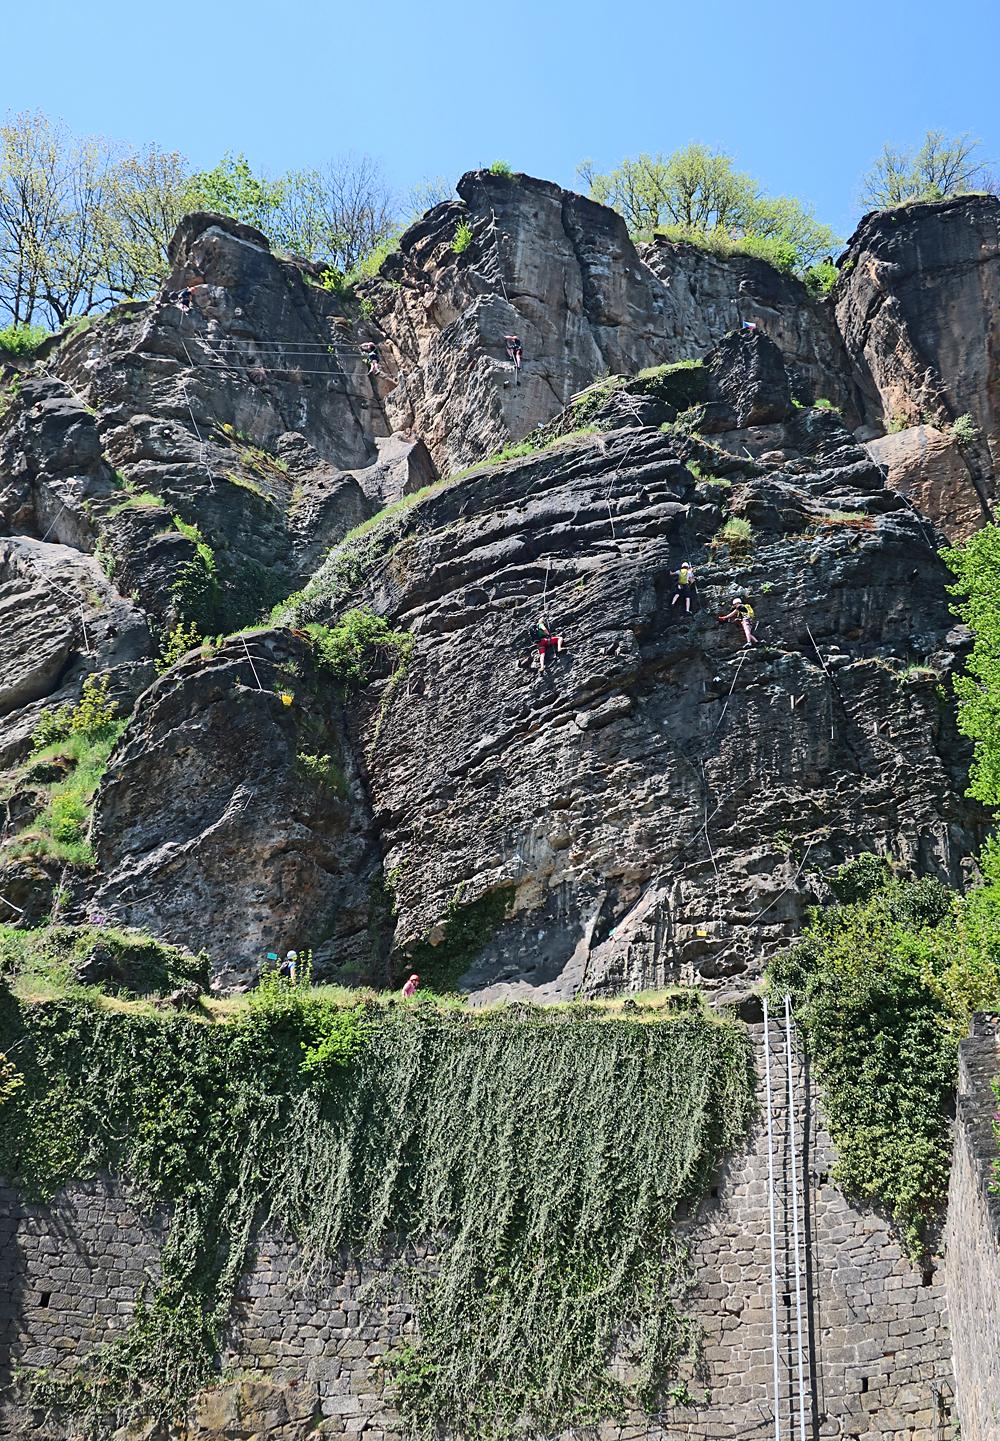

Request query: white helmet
[{"left": 286, "top": 950, "right": 298, "bottom": 960}]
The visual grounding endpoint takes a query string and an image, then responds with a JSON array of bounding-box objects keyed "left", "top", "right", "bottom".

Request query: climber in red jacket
[{"left": 534, "top": 615, "right": 564, "bottom": 669}]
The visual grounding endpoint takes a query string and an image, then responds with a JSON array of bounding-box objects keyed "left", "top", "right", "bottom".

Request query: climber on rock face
[
  {"left": 504, "top": 334, "right": 523, "bottom": 383},
  {"left": 719, "top": 596, "right": 759, "bottom": 647},
  {"left": 361, "top": 342, "right": 381, "bottom": 377},
  {"left": 402, "top": 973, "right": 420, "bottom": 998},
  {"left": 533, "top": 615, "right": 564, "bottom": 670},
  {"left": 671, "top": 561, "right": 698, "bottom": 613}
]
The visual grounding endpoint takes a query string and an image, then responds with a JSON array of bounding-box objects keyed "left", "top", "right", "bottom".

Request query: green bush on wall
[
  {"left": 0, "top": 991, "right": 755, "bottom": 1440},
  {"left": 769, "top": 850, "right": 1000, "bottom": 1257}
]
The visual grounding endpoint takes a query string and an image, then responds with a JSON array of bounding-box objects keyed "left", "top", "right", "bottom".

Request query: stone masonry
[
  {"left": 944, "top": 1014, "right": 1000, "bottom": 1441},
  {"left": 0, "top": 1017, "right": 964, "bottom": 1440}
]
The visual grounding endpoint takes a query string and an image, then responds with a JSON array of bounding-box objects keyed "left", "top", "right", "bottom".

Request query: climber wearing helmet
[
  {"left": 279, "top": 950, "right": 298, "bottom": 984},
  {"left": 671, "top": 561, "right": 698, "bottom": 613},
  {"left": 533, "top": 615, "right": 564, "bottom": 670},
  {"left": 401, "top": 973, "right": 420, "bottom": 998},
  {"left": 719, "top": 597, "right": 759, "bottom": 647}
]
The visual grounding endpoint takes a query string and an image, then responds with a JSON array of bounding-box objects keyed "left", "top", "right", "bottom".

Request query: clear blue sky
[{"left": 6, "top": 0, "right": 1000, "bottom": 241}]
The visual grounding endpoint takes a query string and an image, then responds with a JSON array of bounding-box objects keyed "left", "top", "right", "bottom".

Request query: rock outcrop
[
  {"left": 369, "top": 171, "right": 854, "bottom": 471},
  {"left": 0, "top": 175, "right": 995, "bottom": 992},
  {"left": 303, "top": 382, "right": 981, "bottom": 1001},
  {"left": 836, "top": 194, "right": 1000, "bottom": 531},
  {"left": 92, "top": 631, "right": 379, "bottom": 989}
]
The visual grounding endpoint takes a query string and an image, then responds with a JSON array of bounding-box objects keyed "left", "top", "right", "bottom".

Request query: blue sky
[{"left": 6, "top": 0, "right": 999, "bottom": 241}]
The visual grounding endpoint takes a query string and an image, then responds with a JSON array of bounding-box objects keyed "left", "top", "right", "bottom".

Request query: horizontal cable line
[
  {"left": 201, "top": 339, "right": 369, "bottom": 351},
  {"left": 192, "top": 363, "right": 357, "bottom": 376}
]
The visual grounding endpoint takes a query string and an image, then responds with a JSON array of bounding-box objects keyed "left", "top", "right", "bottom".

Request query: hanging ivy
[{"left": 0, "top": 987, "right": 754, "bottom": 1440}]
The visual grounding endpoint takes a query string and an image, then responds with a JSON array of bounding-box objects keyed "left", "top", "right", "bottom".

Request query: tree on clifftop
[
  {"left": 860, "top": 130, "right": 996, "bottom": 210},
  {"left": 578, "top": 143, "right": 837, "bottom": 271}
]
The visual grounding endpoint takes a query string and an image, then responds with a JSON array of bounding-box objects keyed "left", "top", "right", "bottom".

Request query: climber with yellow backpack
[
  {"left": 719, "top": 596, "right": 760, "bottom": 647},
  {"left": 671, "top": 561, "right": 698, "bottom": 614}
]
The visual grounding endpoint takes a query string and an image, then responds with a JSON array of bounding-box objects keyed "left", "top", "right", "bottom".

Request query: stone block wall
[
  {"left": 0, "top": 1179, "right": 166, "bottom": 1387},
  {"left": 945, "top": 1014, "right": 1000, "bottom": 1441},
  {"left": 0, "top": 1021, "right": 960, "bottom": 1440}
]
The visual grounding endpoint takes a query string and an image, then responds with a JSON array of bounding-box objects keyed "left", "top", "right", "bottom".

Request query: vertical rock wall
[{"left": 945, "top": 1014, "right": 1000, "bottom": 1441}]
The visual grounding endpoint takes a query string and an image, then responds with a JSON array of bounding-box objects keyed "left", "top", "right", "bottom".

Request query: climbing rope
[
  {"left": 488, "top": 207, "right": 510, "bottom": 304},
  {"left": 178, "top": 338, "right": 217, "bottom": 491},
  {"left": 240, "top": 635, "right": 266, "bottom": 692}
]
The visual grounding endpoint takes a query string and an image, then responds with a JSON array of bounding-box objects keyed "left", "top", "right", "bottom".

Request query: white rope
[
  {"left": 785, "top": 994, "right": 809, "bottom": 1441},
  {"left": 804, "top": 623, "right": 836, "bottom": 742},
  {"left": 241, "top": 635, "right": 265, "bottom": 692},
  {"left": 763, "top": 996, "right": 782, "bottom": 1441},
  {"left": 489, "top": 208, "right": 510, "bottom": 303},
  {"left": 177, "top": 339, "right": 217, "bottom": 491}
]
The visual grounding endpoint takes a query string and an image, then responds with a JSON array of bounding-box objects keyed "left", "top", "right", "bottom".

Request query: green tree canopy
[
  {"left": 860, "top": 130, "right": 996, "bottom": 210},
  {"left": 579, "top": 143, "right": 838, "bottom": 270},
  {"left": 944, "top": 523, "right": 1000, "bottom": 806}
]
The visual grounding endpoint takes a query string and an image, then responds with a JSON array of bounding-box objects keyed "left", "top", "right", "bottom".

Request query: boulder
[
  {"left": 706, "top": 331, "right": 794, "bottom": 426},
  {"left": 866, "top": 423, "right": 985, "bottom": 540}
]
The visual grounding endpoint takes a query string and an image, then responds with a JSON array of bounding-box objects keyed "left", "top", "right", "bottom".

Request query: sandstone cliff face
[
  {"left": 299, "top": 387, "right": 980, "bottom": 1001},
  {"left": 0, "top": 178, "right": 994, "bottom": 991},
  {"left": 369, "top": 171, "right": 853, "bottom": 471},
  {"left": 836, "top": 194, "right": 1000, "bottom": 533}
]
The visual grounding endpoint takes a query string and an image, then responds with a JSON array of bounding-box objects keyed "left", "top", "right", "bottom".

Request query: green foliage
[
  {"left": 238, "top": 443, "right": 289, "bottom": 478},
  {"left": 714, "top": 516, "right": 753, "bottom": 552},
  {"left": 185, "top": 151, "right": 284, "bottom": 233},
  {"left": 860, "top": 131, "right": 992, "bottom": 210},
  {"left": 16, "top": 675, "right": 124, "bottom": 864},
  {"left": 631, "top": 358, "right": 710, "bottom": 411},
  {"left": 804, "top": 259, "right": 839, "bottom": 296},
  {"left": 155, "top": 621, "right": 204, "bottom": 675},
  {"left": 943, "top": 524, "right": 1000, "bottom": 804},
  {"left": 306, "top": 610, "right": 413, "bottom": 689},
  {"left": 295, "top": 750, "right": 346, "bottom": 795},
  {"left": 1, "top": 923, "right": 207, "bottom": 1000},
  {"left": 950, "top": 412, "right": 979, "bottom": 445},
  {"left": 30, "top": 704, "right": 74, "bottom": 753},
  {"left": 107, "top": 490, "right": 164, "bottom": 515},
  {"left": 405, "top": 887, "right": 511, "bottom": 992},
  {"left": 0, "top": 992, "right": 754, "bottom": 1438},
  {"left": 0, "top": 321, "right": 49, "bottom": 357},
  {"left": 813, "top": 396, "right": 840, "bottom": 412},
  {"left": 582, "top": 144, "right": 838, "bottom": 270},
  {"left": 828, "top": 852, "right": 892, "bottom": 904},
  {"left": 769, "top": 857, "right": 1000, "bottom": 1255},
  {"left": 13, "top": 729, "right": 125, "bottom": 868},
  {"left": 488, "top": 160, "right": 513, "bottom": 177},
  {"left": 886, "top": 411, "right": 908, "bottom": 434},
  {"left": 65, "top": 673, "right": 118, "bottom": 741},
  {"left": 452, "top": 219, "right": 474, "bottom": 254}
]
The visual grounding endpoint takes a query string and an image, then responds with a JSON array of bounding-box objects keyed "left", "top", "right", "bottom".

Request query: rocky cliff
[
  {"left": 0, "top": 174, "right": 995, "bottom": 994},
  {"left": 836, "top": 194, "right": 1000, "bottom": 537}
]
